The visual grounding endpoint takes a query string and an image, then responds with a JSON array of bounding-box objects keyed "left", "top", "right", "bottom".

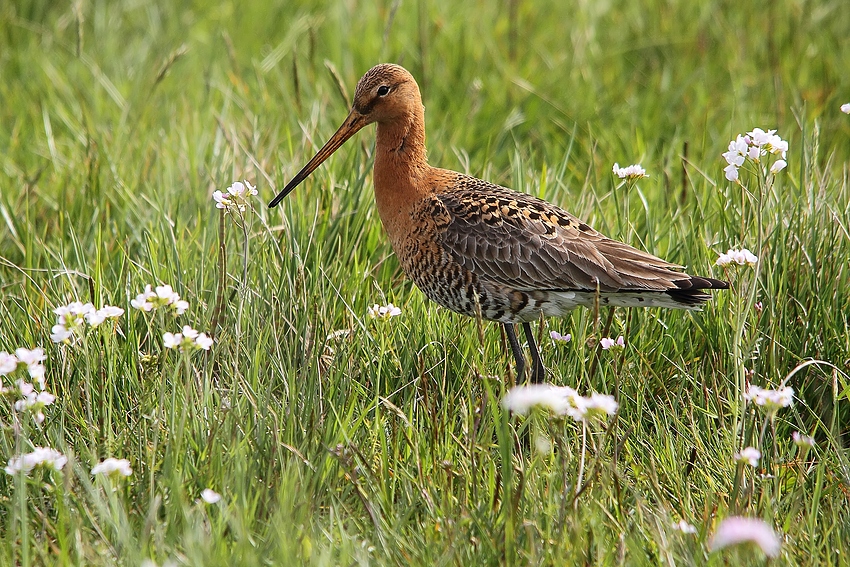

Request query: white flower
[
  {"left": 709, "top": 516, "right": 780, "bottom": 558},
  {"left": 735, "top": 447, "right": 761, "bottom": 467},
  {"left": 30, "top": 372, "right": 47, "bottom": 392},
  {"left": 214, "top": 181, "right": 257, "bottom": 213},
  {"left": 213, "top": 190, "right": 233, "bottom": 209},
  {"left": 14, "top": 347, "right": 45, "bottom": 368},
  {"left": 586, "top": 393, "right": 619, "bottom": 417},
  {"left": 163, "top": 327, "right": 212, "bottom": 352},
  {"left": 716, "top": 248, "right": 758, "bottom": 267},
  {"left": 723, "top": 129, "right": 789, "bottom": 181},
  {"left": 612, "top": 163, "right": 648, "bottom": 180},
  {"left": 566, "top": 392, "right": 619, "bottom": 422},
  {"left": 503, "top": 385, "right": 617, "bottom": 423},
  {"left": 600, "top": 336, "right": 625, "bottom": 350},
  {"left": 746, "top": 128, "right": 787, "bottom": 159},
  {"left": 5, "top": 447, "right": 68, "bottom": 475},
  {"left": 101, "top": 305, "right": 125, "bottom": 318},
  {"left": 722, "top": 135, "right": 747, "bottom": 182},
  {"left": 722, "top": 135, "right": 748, "bottom": 167},
  {"left": 91, "top": 458, "right": 132, "bottom": 477},
  {"left": 502, "top": 384, "right": 578, "bottom": 416},
  {"left": 87, "top": 305, "right": 125, "bottom": 326},
  {"left": 792, "top": 431, "right": 815, "bottom": 448},
  {"left": 55, "top": 301, "right": 95, "bottom": 327},
  {"left": 18, "top": 380, "right": 34, "bottom": 396},
  {"left": 85, "top": 310, "right": 107, "bottom": 327},
  {"left": 132, "top": 284, "right": 187, "bottom": 315},
  {"left": 163, "top": 332, "right": 182, "bottom": 349},
  {"left": 15, "top": 348, "right": 47, "bottom": 387},
  {"left": 131, "top": 285, "right": 156, "bottom": 311},
  {"left": 773, "top": 140, "right": 788, "bottom": 157},
  {"left": 842, "top": 103, "right": 850, "bottom": 114},
  {"left": 0, "top": 352, "right": 17, "bottom": 376},
  {"left": 130, "top": 298, "right": 154, "bottom": 311},
  {"left": 745, "top": 128, "right": 775, "bottom": 148},
  {"left": 27, "top": 362, "right": 46, "bottom": 387},
  {"left": 229, "top": 181, "right": 258, "bottom": 200},
  {"left": 770, "top": 159, "right": 787, "bottom": 174},
  {"left": 746, "top": 146, "right": 761, "bottom": 161},
  {"left": 673, "top": 520, "right": 697, "bottom": 534},
  {"left": 367, "top": 303, "right": 402, "bottom": 320},
  {"left": 50, "top": 324, "right": 74, "bottom": 343},
  {"left": 201, "top": 488, "right": 222, "bottom": 504},
  {"left": 14, "top": 381, "right": 55, "bottom": 423},
  {"left": 181, "top": 326, "right": 199, "bottom": 340},
  {"left": 51, "top": 301, "right": 96, "bottom": 342},
  {"left": 744, "top": 384, "right": 794, "bottom": 412},
  {"left": 549, "top": 330, "right": 572, "bottom": 343},
  {"left": 195, "top": 334, "right": 213, "bottom": 350},
  {"left": 766, "top": 137, "right": 788, "bottom": 159},
  {"left": 156, "top": 285, "right": 179, "bottom": 303},
  {"left": 51, "top": 301, "right": 121, "bottom": 340},
  {"left": 738, "top": 249, "right": 759, "bottom": 265}
]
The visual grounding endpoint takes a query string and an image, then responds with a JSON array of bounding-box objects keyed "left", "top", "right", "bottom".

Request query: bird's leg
[
  {"left": 503, "top": 323, "right": 526, "bottom": 382},
  {"left": 522, "top": 322, "right": 546, "bottom": 383}
]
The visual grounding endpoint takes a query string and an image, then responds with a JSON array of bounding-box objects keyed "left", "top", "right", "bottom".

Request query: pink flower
[
  {"left": 549, "top": 330, "right": 572, "bottom": 343},
  {"left": 734, "top": 447, "right": 761, "bottom": 467},
  {"left": 710, "top": 517, "right": 780, "bottom": 558},
  {"left": 600, "top": 336, "right": 625, "bottom": 350},
  {"left": 792, "top": 431, "right": 815, "bottom": 448},
  {"left": 214, "top": 181, "right": 257, "bottom": 213},
  {"left": 201, "top": 489, "right": 222, "bottom": 504}
]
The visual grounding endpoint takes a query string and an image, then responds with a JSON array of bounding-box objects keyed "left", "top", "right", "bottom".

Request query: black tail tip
[
  {"left": 665, "top": 276, "right": 729, "bottom": 306},
  {"left": 674, "top": 276, "right": 730, "bottom": 291}
]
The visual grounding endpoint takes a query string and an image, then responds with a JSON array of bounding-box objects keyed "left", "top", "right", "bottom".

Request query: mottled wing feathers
[{"left": 431, "top": 172, "right": 706, "bottom": 294}]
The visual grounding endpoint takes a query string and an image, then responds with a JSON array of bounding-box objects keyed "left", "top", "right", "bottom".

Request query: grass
[{"left": 1, "top": 0, "right": 849, "bottom": 564}]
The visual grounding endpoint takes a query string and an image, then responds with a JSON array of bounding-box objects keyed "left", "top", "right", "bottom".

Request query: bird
[{"left": 269, "top": 63, "right": 728, "bottom": 383}]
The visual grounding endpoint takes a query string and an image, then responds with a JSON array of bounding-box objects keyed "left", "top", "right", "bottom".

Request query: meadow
[{"left": 1, "top": 0, "right": 849, "bottom": 564}]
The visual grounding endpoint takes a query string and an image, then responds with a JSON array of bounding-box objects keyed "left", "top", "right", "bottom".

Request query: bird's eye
[{"left": 377, "top": 85, "right": 390, "bottom": 97}]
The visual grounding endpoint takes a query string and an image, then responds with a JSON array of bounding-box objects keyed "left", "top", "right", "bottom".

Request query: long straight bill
[{"left": 268, "top": 110, "right": 368, "bottom": 208}]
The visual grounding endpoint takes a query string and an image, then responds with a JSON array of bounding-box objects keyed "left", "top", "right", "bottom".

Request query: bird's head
[{"left": 269, "top": 63, "right": 420, "bottom": 207}]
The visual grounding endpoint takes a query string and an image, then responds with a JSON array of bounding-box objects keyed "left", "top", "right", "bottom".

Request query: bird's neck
[
  {"left": 374, "top": 104, "right": 428, "bottom": 175},
  {"left": 372, "top": 104, "right": 432, "bottom": 240}
]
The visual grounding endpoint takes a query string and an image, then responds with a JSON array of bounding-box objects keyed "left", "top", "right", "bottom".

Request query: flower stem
[
  {"left": 575, "top": 421, "right": 587, "bottom": 500},
  {"left": 210, "top": 209, "right": 227, "bottom": 338}
]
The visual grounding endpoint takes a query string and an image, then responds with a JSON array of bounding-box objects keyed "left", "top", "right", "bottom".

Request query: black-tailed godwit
[{"left": 269, "top": 64, "right": 728, "bottom": 382}]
